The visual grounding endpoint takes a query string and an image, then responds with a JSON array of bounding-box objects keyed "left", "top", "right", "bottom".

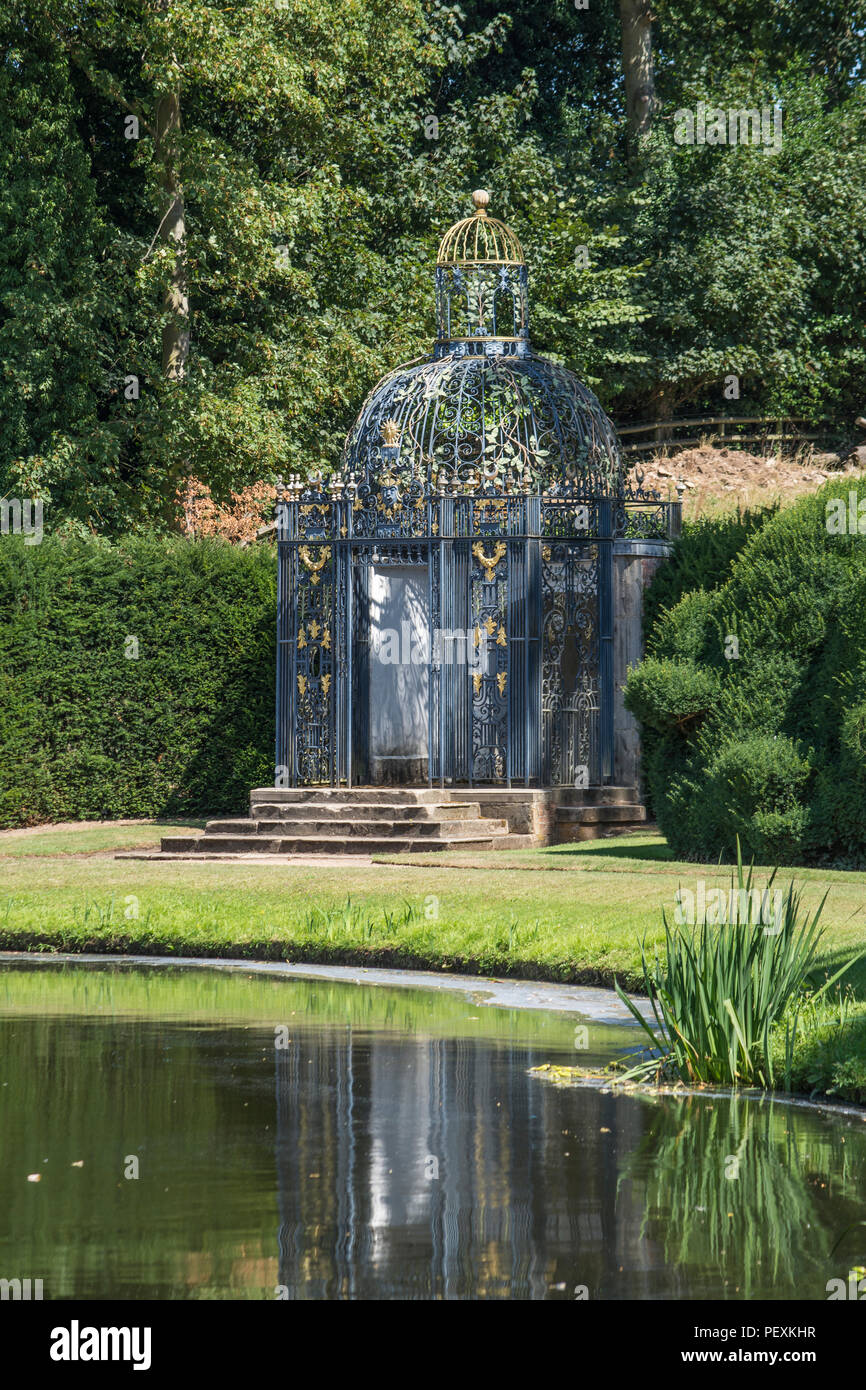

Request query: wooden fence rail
[{"left": 617, "top": 415, "right": 843, "bottom": 455}]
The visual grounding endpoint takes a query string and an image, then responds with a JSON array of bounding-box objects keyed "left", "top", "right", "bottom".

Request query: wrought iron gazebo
[{"left": 275, "top": 191, "right": 676, "bottom": 789}]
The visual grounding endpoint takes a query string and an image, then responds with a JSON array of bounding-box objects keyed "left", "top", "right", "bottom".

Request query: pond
[{"left": 0, "top": 958, "right": 864, "bottom": 1301}]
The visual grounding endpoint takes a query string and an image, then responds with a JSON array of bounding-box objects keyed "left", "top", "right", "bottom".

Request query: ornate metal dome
[
  {"left": 436, "top": 189, "right": 525, "bottom": 266},
  {"left": 342, "top": 191, "right": 624, "bottom": 495}
]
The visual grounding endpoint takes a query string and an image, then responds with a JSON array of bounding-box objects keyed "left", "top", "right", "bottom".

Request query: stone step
[
  {"left": 206, "top": 817, "right": 507, "bottom": 839},
  {"left": 249, "top": 801, "right": 482, "bottom": 822},
  {"left": 160, "top": 833, "right": 506, "bottom": 856},
  {"left": 249, "top": 787, "right": 449, "bottom": 806},
  {"left": 555, "top": 804, "right": 646, "bottom": 824},
  {"left": 555, "top": 786, "right": 639, "bottom": 807},
  {"left": 554, "top": 799, "right": 648, "bottom": 844}
]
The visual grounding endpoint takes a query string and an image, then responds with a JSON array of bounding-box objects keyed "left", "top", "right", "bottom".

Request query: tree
[
  {"left": 620, "top": 68, "right": 866, "bottom": 426},
  {"left": 2, "top": 0, "right": 436, "bottom": 530},
  {"left": 619, "top": 0, "right": 654, "bottom": 165}
]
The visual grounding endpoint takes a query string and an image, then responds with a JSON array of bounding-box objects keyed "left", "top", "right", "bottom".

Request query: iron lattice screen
[{"left": 275, "top": 485, "right": 673, "bottom": 788}]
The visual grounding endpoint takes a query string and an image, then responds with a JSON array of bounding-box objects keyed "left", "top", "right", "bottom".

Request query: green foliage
[
  {"left": 643, "top": 508, "right": 776, "bottom": 638},
  {"left": 4, "top": 5, "right": 866, "bottom": 532},
  {"left": 702, "top": 736, "right": 812, "bottom": 864},
  {"left": 621, "top": 67, "right": 866, "bottom": 424},
  {"left": 614, "top": 845, "right": 860, "bottom": 1088},
  {"left": 623, "top": 656, "right": 720, "bottom": 734},
  {"left": 0, "top": 536, "right": 275, "bottom": 826},
  {"left": 0, "top": 0, "right": 648, "bottom": 532},
  {"left": 628, "top": 478, "right": 866, "bottom": 864}
]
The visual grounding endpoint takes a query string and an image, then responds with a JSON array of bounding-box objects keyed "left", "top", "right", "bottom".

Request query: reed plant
[{"left": 615, "top": 841, "right": 861, "bottom": 1088}]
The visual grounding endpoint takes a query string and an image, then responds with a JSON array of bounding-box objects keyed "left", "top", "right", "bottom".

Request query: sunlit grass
[
  {"left": 0, "top": 820, "right": 205, "bottom": 858},
  {"left": 0, "top": 824, "right": 865, "bottom": 1101}
]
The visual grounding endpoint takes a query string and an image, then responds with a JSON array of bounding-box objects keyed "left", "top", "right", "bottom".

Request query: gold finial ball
[
  {"left": 472, "top": 189, "right": 490, "bottom": 217},
  {"left": 380, "top": 419, "right": 400, "bottom": 446}
]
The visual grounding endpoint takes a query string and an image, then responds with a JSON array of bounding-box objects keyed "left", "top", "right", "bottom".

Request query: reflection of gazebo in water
[
  {"left": 271, "top": 1023, "right": 660, "bottom": 1298},
  {"left": 275, "top": 191, "right": 678, "bottom": 797}
]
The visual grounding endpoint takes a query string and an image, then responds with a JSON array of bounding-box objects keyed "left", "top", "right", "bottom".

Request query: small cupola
[{"left": 434, "top": 190, "right": 530, "bottom": 359}]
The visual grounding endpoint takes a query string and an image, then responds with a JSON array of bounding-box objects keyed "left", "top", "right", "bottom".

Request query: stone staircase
[
  {"left": 157, "top": 788, "right": 511, "bottom": 857},
  {"left": 144, "top": 784, "right": 651, "bottom": 859},
  {"left": 553, "top": 786, "right": 648, "bottom": 842}
]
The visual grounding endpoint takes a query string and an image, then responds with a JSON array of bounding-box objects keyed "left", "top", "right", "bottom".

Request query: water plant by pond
[{"left": 614, "top": 846, "right": 863, "bottom": 1090}]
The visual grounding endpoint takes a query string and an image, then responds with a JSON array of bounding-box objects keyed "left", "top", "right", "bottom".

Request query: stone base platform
[{"left": 121, "top": 785, "right": 649, "bottom": 859}]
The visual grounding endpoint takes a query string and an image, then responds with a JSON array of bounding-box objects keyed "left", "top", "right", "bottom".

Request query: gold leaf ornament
[
  {"left": 298, "top": 545, "right": 331, "bottom": 585},
  {"left": 472, "top": 541, "right": 507, "bottom": 582}
]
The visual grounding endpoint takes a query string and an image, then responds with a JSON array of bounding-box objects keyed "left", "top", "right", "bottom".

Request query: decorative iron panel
[
  {"left": 294, "top": 541, "right": 336, "bottom": 785},
  {"left": 469, "top": 538, "right": 509, "bottom": 782},
  {"left": 541, "top": 540, "right": 601, "bottom": 786},
  {"left": 274, "top": 479, "right": 661, "bottom": 787}
]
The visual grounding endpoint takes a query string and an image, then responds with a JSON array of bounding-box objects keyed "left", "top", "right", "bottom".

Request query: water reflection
[{"left": 0, "top": 963, "right": 863, "bottom": 1300}]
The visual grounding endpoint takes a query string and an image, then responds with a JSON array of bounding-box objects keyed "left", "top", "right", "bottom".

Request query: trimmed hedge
[
  {"left": 642, "top": 505, "right": 777, "bottom": 634},
  {"left": 626, "top": 479, "right": 866, "bottom": 865},
  {"left": 0, "top": 536, "right": 276, "bottom": 827}
]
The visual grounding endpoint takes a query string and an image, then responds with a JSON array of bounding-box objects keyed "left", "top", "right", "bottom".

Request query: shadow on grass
[
  {"left": 536, "top": 837, "right": 675, "bottom": 864},
  {"left": 809, "top": 945, "right": 866, "bottom": 1001},
  {"left": 150, "top": 819, "right": 208, "bottom": 828}
]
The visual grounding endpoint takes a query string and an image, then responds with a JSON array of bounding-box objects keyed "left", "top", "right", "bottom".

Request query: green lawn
[
  {"left": 0, "top": 820, "right": 205, "bottom": 858},
  {"left": 1, "top": 821, "right": 864, "bottom": 1101}
]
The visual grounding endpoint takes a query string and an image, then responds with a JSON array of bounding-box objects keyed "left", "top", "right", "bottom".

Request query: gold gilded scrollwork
[
  {"left": 472, "top": 541, "right": 507, "bottom": 583},
  {"left": 298, "top": 545, "right": 331, "bottom": 585}
]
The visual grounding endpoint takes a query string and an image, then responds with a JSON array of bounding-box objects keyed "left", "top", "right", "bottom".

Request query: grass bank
[{"left": 0, "top": 822, "right": 864, "bottom": 1102}]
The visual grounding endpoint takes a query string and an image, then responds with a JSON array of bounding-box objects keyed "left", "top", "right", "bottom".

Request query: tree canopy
[{"left": 2, "top": 0, "right": 865, "bottom": 533}]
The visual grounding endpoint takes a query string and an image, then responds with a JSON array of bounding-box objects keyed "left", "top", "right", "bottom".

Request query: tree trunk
[
  {"left": 619, "top": 0, "right": 654, "bottom": 166},
  {"left": 652, "top": 385, "right": 674, "bottom": 443},
  {"left": 155, "top": 90, "right": 189, "bottom": 381}
]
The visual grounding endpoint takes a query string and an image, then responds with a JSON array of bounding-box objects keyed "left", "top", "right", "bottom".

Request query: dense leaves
[
  {"left": 0, "top": 536, "right": 276, "bottom": 825},
  {"left": 1, "top": 2, "right": 865, "bottom": 533},
  {"left": 627, "top": 479, "right": 866, "bottom": 864}
]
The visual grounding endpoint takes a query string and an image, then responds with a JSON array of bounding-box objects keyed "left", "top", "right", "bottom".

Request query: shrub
[
  {"left": 646, "top": 588, "right": 716, "bottom": 661},
  {"left": 0, "top": 535, "right": 276, "bottom": 826},
  {"left": 623, "top": 656, "right": 721, "bottom": 734},
  {"left": 643, "top": 505, "right": 777, "bottom": 634},
  {"left": 705, "top": 734, "right": 812, "bottom": 863},
  {"left": 628, "top": 478, "right": 866, "bottom": 865}
]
